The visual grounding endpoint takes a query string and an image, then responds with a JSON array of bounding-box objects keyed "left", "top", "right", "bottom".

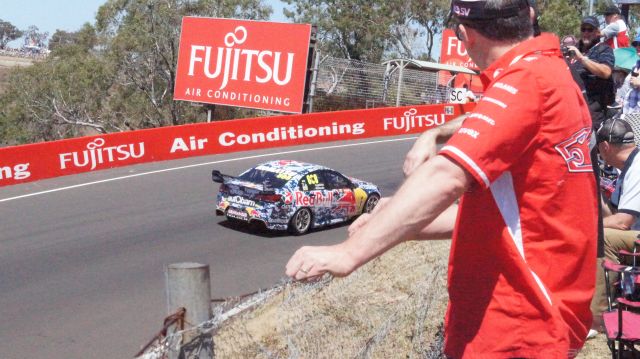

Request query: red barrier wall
[{"left": 0, "top": 103, "right": 472, "bottom": 187}]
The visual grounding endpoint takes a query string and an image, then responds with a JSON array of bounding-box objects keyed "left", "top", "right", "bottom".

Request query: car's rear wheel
[
  {"left": 289, "top": 208, "right": 312, "bottom": 235},
  {"left": 363, "top": 193, "right": 380, "bottom": 214}
]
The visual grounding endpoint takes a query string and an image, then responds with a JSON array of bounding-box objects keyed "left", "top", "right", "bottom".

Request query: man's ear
[{"left": 458, "top": 24, "right": 470, "bottom": 44}]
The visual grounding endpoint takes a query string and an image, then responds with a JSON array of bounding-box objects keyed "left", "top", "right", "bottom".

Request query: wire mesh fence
[{"left": 311, "top": 56, "right": 457, "bottom": 112}]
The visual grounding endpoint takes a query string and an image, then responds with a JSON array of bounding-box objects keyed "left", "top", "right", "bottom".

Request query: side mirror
[{"left": 211, "top": 170, "right": 224, "bottom": 183}]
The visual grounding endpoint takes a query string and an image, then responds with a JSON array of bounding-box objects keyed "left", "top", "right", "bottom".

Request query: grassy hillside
[
  {"left": 212, "top": 240, "right": 610, "bottom": 358},
  {"left": 0, "top": 55, "right": 34, "bottom": 94}
]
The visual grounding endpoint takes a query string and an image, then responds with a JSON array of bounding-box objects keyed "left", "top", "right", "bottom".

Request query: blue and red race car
[{"left": 212, "top": 160, "right": 381, "bottom": 234}]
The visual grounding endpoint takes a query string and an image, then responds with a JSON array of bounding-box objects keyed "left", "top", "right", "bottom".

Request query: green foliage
[
  {"left": 538, "top": 0, "right": 582, "bottom": 38},
  {"left": 283, "top": 0, "right": 449, "bottom": 62},
  {"left": 0, "top": 0, "right": 272, "bottom": 144},
  {"left": 0, "top": 19, "right": 23, "bottom": 49}
]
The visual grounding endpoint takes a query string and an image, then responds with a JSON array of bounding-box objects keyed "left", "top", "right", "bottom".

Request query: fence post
[{"left": 166, "top": 262, "right": 213, "bottom": 358}]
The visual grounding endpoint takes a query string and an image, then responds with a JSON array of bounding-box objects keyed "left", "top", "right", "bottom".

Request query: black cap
[
  {"left": 603, "top": 5, "right": 621, "bottom": 15},
  {"left": 596, "top": 117, "right": 635, "bottom": 144},
  {"left": 581, "top": 15, "right": 599, "bottom": 28},
  {"left": 451, "top": 0, "right": 529, "bottom": 22}
]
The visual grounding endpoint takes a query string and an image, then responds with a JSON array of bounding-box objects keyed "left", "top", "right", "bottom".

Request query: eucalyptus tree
[
  {"left": 0, "top": 19, "right": 22, "bottom": 49},
  {"left": 95, "top": 0, "right": 272, "bottom": 127}
]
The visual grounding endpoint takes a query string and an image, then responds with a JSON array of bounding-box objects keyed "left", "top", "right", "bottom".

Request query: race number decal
[
  {"left": 554, "top": 127, "right": 593, "bottom": 173},
  {"left": 306, "top": 174, "right": 319, "bottom": 185}
]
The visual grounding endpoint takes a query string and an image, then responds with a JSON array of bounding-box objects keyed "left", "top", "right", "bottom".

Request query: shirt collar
[{"left": 479, "top": 33, "right": 563, "bottom": 89}]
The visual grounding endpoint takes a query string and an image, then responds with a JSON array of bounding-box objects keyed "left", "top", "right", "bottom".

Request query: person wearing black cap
[
  {"left": 567, "top": 15, "right": 615, "bottom": 129},
  {"left": 286, "top": 0, "right": 597, "bottom": 357},
  {"left": 602, "top": 5, "right": 630, "bottom": 49},
  {"left": 593, "top": 116, "right": 640, "bottom": 327}
]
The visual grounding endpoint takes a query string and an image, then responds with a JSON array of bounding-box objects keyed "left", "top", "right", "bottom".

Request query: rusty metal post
[{"left": 166, "top": 262, "right": 212, "bottom": 358}]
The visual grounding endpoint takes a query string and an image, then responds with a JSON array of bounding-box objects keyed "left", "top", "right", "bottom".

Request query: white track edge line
[{"left": 1, "top": 137, "right": 417, "bottom": 203}]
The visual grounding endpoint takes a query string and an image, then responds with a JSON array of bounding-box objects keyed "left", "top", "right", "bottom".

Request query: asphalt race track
[{"left": 0, "top": 135, "right": 417, "bottom": 359}]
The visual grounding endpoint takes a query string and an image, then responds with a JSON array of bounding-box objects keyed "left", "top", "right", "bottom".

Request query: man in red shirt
[{"left": 285, "top": 0, "right": 598, "bottom": 357}]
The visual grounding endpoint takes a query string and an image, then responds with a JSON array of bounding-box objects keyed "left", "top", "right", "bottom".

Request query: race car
[{"left": 212, "top": 160, "right": 381, "bottom": 234}]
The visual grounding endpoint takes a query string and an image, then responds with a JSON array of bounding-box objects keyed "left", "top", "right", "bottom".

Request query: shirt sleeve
[
  {"left": 601, "top": 23, "right": 620, "bottom": 40},
  {"left": 591, "top": 45, "right": 615, "bottom": 69},
  {"left": 440, "top": 67, "right": 540, "bottom": 189},
  {"left": 618, "top": 163, "right": 640, "bottom": 217}
]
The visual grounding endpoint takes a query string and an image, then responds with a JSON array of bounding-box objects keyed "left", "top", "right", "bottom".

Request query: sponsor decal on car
[
  {"left": 226, "top": 207, "right": 249, "bottom": 221},
  {"left": 225, "top": 195, "right": 256, "bottom": 207}
]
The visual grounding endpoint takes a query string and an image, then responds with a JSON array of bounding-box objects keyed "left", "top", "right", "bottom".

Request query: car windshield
[{"left": 237, "top": 166, "right": 294, "bottom": 188}]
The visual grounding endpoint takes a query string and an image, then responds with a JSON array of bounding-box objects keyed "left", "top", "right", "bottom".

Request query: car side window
[
  {"left": 299, "top": 171, "right": 326, "bottom": 191},
  {"left": 323, "top": 170, "right": 351, "bottom": 190}
]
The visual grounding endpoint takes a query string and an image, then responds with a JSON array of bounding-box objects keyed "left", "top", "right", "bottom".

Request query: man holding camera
[{"left": 567, "top": 15, "right": 615, "bottom": 129}]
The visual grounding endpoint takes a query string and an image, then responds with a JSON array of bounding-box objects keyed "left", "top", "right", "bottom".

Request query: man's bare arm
[
  {"left": 286, "top": 155, "right": 471, "bottom": 280},
  {"left": 603, "top": 212, "right": 637, "bottom": 230},
  {"left": 403, "top": 115, "right": 467, "bottom": 177}
]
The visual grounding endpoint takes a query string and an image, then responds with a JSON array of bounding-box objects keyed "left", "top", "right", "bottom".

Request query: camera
[{"left": 561, "top": 46, "right": 575, "bottom": 58}]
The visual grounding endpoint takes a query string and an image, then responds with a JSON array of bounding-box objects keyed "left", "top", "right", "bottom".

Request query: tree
[
  {"left": 0, "top": 19, "right": 22, "bottom": 49},
  {"left": 95, "top": 0, "right": 273, "bottom": 127},
  {"left": 23, "top": 25, "right": 49, "bottom": 48},
  {"left": 0, "top": 0, "right": 273, "bottom": 144},
  {"left": 282, "top": 0, "right": 449, "bottom": 62}
]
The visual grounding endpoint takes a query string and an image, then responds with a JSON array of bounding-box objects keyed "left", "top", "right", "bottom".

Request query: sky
[
  {"left": 2, "top": 0, "right": 442, "bottom": 59},
  {"left": 2, "top": 0, "right": 287, "bottom": 45}
]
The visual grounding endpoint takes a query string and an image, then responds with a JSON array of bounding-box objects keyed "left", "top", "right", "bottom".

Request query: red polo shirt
[{"left": 440, "top": 33, "right": 597, "bottom": 358}]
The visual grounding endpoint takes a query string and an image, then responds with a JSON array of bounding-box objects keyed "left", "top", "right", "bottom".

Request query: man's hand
[
  {"left": 348, "top": 197, "right": 390, "bottom": 236},
  {"left": 631, "top": 76, "right": 640, "bottom": 89},
  {"left": 566, "top": 45, "right": 583, "bottom": 60},
  {"left": 403, "top": 131, "right": 438, "bottom": 177},
  {"left": 403, "top": 115, "right": 467, "bottom": 177},
  {"left": 285, "top": 243, "right": 357, "bottom": 281}
]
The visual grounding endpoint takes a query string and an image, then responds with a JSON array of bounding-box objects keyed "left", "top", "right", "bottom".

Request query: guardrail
[{"left": 0, "top": 103, "right": 472, "bottom": 187}]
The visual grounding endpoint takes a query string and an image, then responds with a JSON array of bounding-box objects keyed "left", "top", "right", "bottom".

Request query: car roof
[{"left": 255, "top": 160, "right": 330, "bottom": 175}]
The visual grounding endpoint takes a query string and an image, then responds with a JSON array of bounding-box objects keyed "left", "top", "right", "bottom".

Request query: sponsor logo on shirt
[
  {"left": 555, "top": 127, "right": 593, "bottom": 173},
  {"left": 458, "top": 127, "right": 480, "bottom": 139},
  {"left": 468, "top": 113, "right": 495, "bottom": 126},
  {"left": 493, "top": 82, "right": 518, "bottom": 95}
]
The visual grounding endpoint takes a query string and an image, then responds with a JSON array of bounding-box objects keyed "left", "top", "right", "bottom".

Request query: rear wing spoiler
[
  {"left": 211, "top": 169, "right": 233, "bottom": 184},
  {"left": 211, "top": 169, "right": 276, "bottom": 194}
]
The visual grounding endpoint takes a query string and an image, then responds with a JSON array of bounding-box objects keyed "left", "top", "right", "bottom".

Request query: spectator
[
  {"left": 632, "top": 34, "right": 640, "bottom": 54},
  {"left": 592, "top": 117, "right": 640, "bottom": 325},
  {"left": 286, "top": 0, "right": 597, "bottom": 358},
  {"left": 462, "top": 83, "right": 477, "bottom": 103},
  {"left": 567, "top": 15, "right": 615, "bottom": 129},
  {"left": 602, "top": 5, "right": 630, "bottom": 49},
  {"left": 622, "top": 60, "right": 640, "bottom": 115}
]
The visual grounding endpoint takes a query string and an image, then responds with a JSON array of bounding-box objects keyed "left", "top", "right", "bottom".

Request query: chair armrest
[
  {"left": 603, "top": 259, "right": 628, "bottom": 272},
  {"left": 618, "top": 297, "right": 640, "bottom": 309}
]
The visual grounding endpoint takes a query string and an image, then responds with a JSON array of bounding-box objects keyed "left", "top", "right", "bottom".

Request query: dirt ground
[{"left": 212, "top": 240, "right": 611, "bottom": 358}]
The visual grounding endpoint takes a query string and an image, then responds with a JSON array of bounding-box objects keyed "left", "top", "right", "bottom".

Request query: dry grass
[{"left": 212, "top": 240, "right": 611, "bottom": 358}]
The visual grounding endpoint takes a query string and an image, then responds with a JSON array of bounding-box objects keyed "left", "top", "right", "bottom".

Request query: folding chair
[
  {"left": 603, "top": 297, "right": 640, "bottom": 359},
  {"left": 602, "top": 258, "right": 640, "bottom": 359}
]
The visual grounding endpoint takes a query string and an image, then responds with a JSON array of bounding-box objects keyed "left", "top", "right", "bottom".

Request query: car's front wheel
[
  {"left": 289, "top": 208, "right": 312, "bottom": 235},
  {"left": 363, "top": 193, "right": 380, "bottom": 214}
]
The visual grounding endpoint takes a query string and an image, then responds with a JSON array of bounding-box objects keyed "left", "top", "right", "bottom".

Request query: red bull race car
[{"left": 212, "top": 160, "right": 381, "bottom": 234}]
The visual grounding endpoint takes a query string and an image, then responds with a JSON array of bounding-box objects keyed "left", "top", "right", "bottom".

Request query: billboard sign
[
  {"left": 174, "top": 17, "right": 312, "bottom": 113},
  {"left": 440, "top": 29, "right": 482, "bottom": 92}
]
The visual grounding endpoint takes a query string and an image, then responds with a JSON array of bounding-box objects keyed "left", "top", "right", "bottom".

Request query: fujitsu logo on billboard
[
  {"left": 59, "top": 138, "right": 145, "bottom": 171},
  {"left": 174, "top": 17, "right": 312, "bottom": 113}
]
